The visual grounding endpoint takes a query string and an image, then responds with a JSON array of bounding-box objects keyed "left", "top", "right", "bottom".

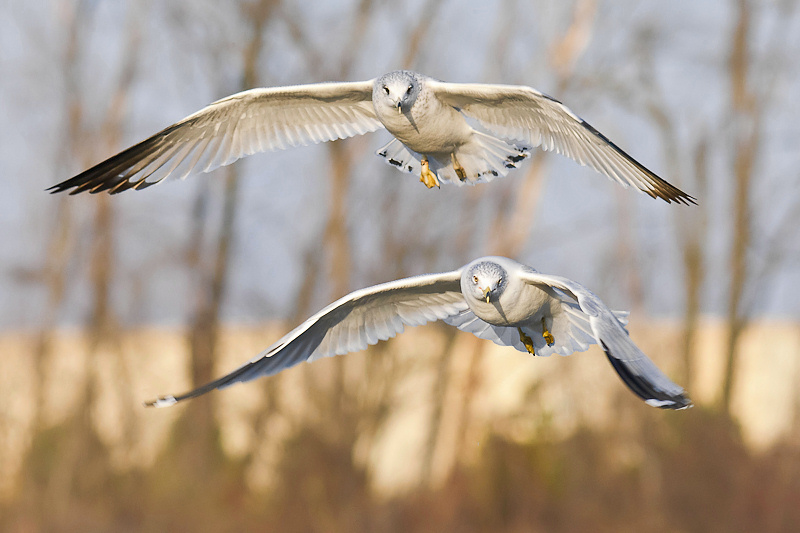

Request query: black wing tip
[
  {"left": 143, "top": 358, "right": 267, "bottom": 409},
  {"left": 635, "top": 169, "right": 697, "bottom": 206},
  {"left": 143, "top": 380, "right": 223, "bottom": 408},
  {"left": 653, "top": 190, "right": 698, "bottom": 206},
  {"left": 143, "top": 395, "right": 178, "bottom": 408},
  {"left": 48, "top": 161, "right": 125, "bottom": 195},
  {"left": 678, "top": 191, "right": 698, "bottom": 206},
  {"left": 601, "top": 343, "right": 692, "bottom": 410},
  {"left": 143, "top": 382, "right": 217, "bottom": 408},
  {"left": 48, "top": 174, "right": 155, "bottom": 196},
  {"left": 647, "top": 184, "right": 698, "bottom": 206},
  {"left": 46, "top": 180, "right": 83, "bottom": 195},
  {"left": 578, "top": 118, "right": 698, "bottom": 207},
  {"left": 644, "top": 390, "right": 693, "bottom": 410},
  {"left": 47, "top": 120, "right": 187, "bottom": 195},
  {"left": 47, "top": 176, "right": 111, "bottom": 196}
]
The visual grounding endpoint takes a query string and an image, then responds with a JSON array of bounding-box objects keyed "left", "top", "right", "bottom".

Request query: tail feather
[
  {"left": 376, "top": 139, "right": 420, "bottom": 175},
  {"left": 431, "top": 132, "right": 531, "bottom": 185},
  {"left": 376, "top": 133, "right": 530, "bottom": 186}
]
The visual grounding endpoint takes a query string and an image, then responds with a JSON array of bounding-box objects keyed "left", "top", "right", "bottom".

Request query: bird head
[
  {"left": 465, "top": 261, "right": 507, "bottom": 304},
  {"left": 375, "top": 71, "right": 420, "bottom": 114}
]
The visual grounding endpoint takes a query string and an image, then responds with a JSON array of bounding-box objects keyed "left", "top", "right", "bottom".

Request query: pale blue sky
[{"left": 2, "top": 0, "right": 799, "bottom": 330}]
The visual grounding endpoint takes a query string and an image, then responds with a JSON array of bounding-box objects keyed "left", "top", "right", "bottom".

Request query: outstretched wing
[
  {"left": 145, "top": 270, "right": 466, "bottom": 407},
  {"left": 428, "top": 80, "right": 695, "bottom": 205},
  {"left": 50, "top": 80, "right": 381, "bottom": 194},
  {"left": 517, "top": 270, "right": 692, "bottom": 410}
]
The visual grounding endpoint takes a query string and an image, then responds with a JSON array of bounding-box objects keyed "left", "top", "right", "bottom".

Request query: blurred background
[{"left": 2, "top": 0, "right": 800, "bottom": 531}]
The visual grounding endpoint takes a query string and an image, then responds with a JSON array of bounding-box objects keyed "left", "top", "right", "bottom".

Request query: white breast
[
  {"left": 467, "top": 278, "right": 556, "bottom": 327},
  {"left": 374, "top": 88, "right": 474, "bottom": 155}
]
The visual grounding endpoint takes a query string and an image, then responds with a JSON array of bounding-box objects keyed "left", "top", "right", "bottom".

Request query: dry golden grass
[{"left": 2, "top": 318, "right": 798, "bottom": 500}]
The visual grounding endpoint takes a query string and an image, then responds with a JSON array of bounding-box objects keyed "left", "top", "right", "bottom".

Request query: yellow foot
[
  {"left": 451, "top": 153, "right": 467, "bottom": 181},
  {"left": 518, "top": 328, "right": 536, "bottom": 355},
  {"left": 420, "top": 157, "right": 440, "bottom": 189},
  {"left": 541, "top": 317, "right": 555, "bottom": 346}
]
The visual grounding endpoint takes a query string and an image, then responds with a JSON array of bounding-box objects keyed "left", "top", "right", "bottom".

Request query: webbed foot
[
  {"left": 420, "top": 157, "right": 440, "bottom": 189},
  {"left": 541, "top": 317, "right": 555, "bottom": 346},
  {"left": 451, "top": 153, "right": 467, "bottom": 181},
  {"left": 518, "top": 328, "right": 536, "bottom": 355}
]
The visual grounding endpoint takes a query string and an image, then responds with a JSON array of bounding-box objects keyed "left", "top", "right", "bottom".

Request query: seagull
[
  {"left": 145, "top": 256, "right": 691, "bottom": 410},
  {"left": 50, "top": 70, "right": 694, "bottom": 204}
]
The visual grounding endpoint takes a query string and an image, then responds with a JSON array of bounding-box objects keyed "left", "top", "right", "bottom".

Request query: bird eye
[
  {"left": 383, "top": 85, "right": 389, "bottom": 95},
  {"left": 406, "top": 85, "right": 413, "bottom": 94},
  {"left": 472, "top": 275, "right": 479, "bottom": 284}
]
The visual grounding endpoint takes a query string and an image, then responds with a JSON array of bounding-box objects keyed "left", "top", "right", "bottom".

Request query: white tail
[{"left": 376, "top": 132, "right": 531, "bottom": 186}]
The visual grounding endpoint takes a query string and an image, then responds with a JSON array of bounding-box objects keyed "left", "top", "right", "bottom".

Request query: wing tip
[
  {"left": 646, "top": 395, "right": 693, "bottom": 410},
  {"left": 46, "top": 177, "right": 83, "bottom": 195},
  {"left": 576, "top": 117, "right": 698, "bottom": 206},
  {"left": 646, "top": 184, "right": 698, "bottom": 206},
  {"left": 144, "top": 395, "right": 178, "bottom": 408},
  {"left": 601, "top": 342, "right": 692, "bottom": 410}
]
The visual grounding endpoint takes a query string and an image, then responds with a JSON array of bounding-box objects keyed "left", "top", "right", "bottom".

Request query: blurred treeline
[
  {"left": 7, "top": 344, "right": 800, "bottom": 533},
  {"left": 2, "top": 0, "right": 800, "bottom": 531}
]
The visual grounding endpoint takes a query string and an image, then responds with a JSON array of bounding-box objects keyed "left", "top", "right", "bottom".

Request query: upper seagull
[
  {"left": 49, "top": 70, "right": 695, "bottom": 204},
  {"left": 145, "top": 256, "right": 692, "bottom": 410}
]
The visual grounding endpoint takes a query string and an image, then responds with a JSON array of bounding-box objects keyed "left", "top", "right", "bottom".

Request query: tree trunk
[{"left": 720, "top": 0, "right": 758, "bottom": 414}]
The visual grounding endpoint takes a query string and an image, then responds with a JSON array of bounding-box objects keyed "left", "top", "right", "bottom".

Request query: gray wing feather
[
  {"left": 50, "top": 80, "right": 382, "bottom": 194},
  {"left": 517, "top": 270, "right": 691, "bottom": 409},
  {"left": 444, "top": 296, "right": 625, "bottom": 358},
  {"left": 428, "top": 81, "right": 694, "bottom": 205},
  {"left": 145, "top": 270, "right": 466, "bottom": 407},
  {"left": 444, "top": 309, "right": 513, "bottom": 347}
]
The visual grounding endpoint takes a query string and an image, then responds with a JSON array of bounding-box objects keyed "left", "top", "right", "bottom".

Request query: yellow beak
[
  {"left": 483, "top": 287, "right": 491, "bottom": 303},
  {"left": 396, "top": 101, "right": 402, "bottom": 114}
]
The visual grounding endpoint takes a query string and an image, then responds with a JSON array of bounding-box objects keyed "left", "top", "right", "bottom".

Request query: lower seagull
[{"left": 146, "top": 256, "right": 691, "bottom": 410}]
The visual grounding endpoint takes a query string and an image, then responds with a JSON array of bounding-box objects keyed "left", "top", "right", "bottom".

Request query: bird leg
[
  {"left": 518, "top": 328, "right": 536, "bottom": 355},
  {"left": 420, "top": 156, "right": 440, "bottom": 189},
  {"left": 541, "top": 317, "right": 555, "bottom": 346},
  {"left": 451, "top": 153, "right": 467, "bottom": 181}
]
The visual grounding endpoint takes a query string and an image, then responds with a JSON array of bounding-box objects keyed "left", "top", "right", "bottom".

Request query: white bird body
[
  {"left": 51, "top": 70, "right": 694, "bottom": 204},
  {"left": 372, "top": 72, "right": 472, "bottom": 156},
  {"left": 145, "top": 256, "right": 692, "bottom": 410},
  {"left": 461, "top": 256, "right": 555, "bottom": 327}
]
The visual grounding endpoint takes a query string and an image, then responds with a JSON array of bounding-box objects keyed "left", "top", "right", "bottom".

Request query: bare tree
[
  {"left": 16, "top": 2, "right": 144, "bottom": 529},
  {"left": 175, "top": 0, "right": 280, "bottom": 478},
  {"left": 628, "top": 25, "right": 710, "bottom": 388},
  {"left": 678, "top": 138, "right": 709, "bottom": 388},
  {"left": 720, "top": 0, "right": 763, "bottom": 413}
]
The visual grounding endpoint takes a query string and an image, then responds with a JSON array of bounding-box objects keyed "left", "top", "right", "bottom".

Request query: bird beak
[
  {"left": 396, "top": 101, "right": 402, "bottom": 114},
  {"left": 483, "top": 287, "right": 491, "bottom": 303}
]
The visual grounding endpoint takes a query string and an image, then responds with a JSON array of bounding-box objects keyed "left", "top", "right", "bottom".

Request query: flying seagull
[
  {"left": 51, "top": 70, "right": 694, "bottom": 204},
  {"left": 145, "top": 256, "right": 691, "bottom": 410}
]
